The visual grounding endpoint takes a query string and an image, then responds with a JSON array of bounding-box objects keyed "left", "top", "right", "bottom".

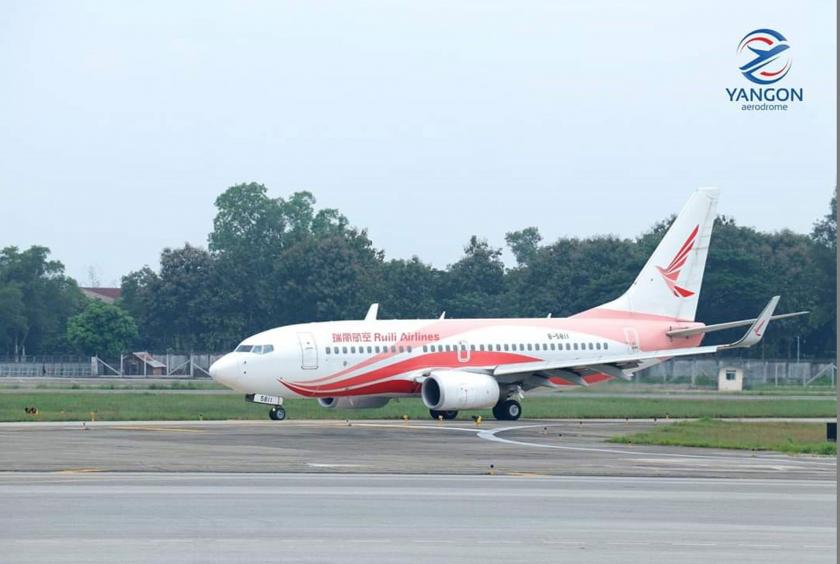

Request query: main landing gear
[
  {"left": 427, "top": 400, "right": 522, "bottom": 421},
  {"left": 268, "top": 406, "right": 286, "bottom": 421},
  {"left": 492, "top": 398, "right": 522, "bottom": 421},
  {"left": 429, "top": 409, "right": 458, "bottom": 420}
]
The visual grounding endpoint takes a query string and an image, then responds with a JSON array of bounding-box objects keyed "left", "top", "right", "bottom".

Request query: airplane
[
  {"left": 209, "top": 188, "right": 806, "bottom": 421},
  {"left": 739, "top": 43, "right": 790, "bottom": 75}
]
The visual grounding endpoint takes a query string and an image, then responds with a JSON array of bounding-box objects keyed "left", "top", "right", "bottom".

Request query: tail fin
[{"left": 586, "top": 187, "right": 719, "bottom": 321}]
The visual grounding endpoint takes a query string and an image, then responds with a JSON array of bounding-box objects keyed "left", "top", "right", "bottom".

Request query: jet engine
[
  {"left": 317, "top": 397, "right": 391, "bottom": 409},
  {"left": 421, "top": 370, "right": 500, "bottom": 411}
]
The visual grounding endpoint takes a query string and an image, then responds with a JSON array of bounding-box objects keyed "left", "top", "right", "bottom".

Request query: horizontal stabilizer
[{"left": 667, "top": 310, "right": 808, "bottom": 338}]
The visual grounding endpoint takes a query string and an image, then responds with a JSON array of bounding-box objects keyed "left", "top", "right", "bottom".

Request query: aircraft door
[
  {"left": 623, "top": 327, "right": 640, "bottom": 352},
  {"left": 297, "top": 332, "right": 318, "bottom": 370},
  {"left": 457, "top": 340, "right": 471, "bottom": 363}
]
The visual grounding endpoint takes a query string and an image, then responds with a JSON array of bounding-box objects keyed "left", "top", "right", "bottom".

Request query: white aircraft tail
[{"left": 590, "top": 187, "right": 719, "bottom": 321}]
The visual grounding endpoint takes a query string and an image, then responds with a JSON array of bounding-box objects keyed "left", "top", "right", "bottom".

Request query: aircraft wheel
[
  {"left": 429, "top": 409, "right": 458, "bottom": 420},
  {"left": 493, "top": 399, "right": 521, "bottom": 421},
  {"left": 269, "top": 406, "right": 286, "bottom": 421}
]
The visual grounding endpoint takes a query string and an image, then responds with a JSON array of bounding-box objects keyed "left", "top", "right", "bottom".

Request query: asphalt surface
[
  {"left": 0, "top": 419, "right": 835, "bottom": 479},
  {"left": 0, "top": 473, "right": 834, "bottom": 564},
  {"left": 0, "top": 419, "right": 835, "bottom": 563}
]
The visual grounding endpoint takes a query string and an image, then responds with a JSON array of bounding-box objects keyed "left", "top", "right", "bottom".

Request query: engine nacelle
[
  {"left": 317, "top": 397, "right": 391, "bottom": 410},
  {"left": 421, "top": 370, "right": 500, "bottom": 411}
]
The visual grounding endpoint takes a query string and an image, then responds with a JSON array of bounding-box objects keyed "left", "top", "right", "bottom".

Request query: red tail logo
[{"left": 656, "top": 225, "right": 699, "bottom": 298}]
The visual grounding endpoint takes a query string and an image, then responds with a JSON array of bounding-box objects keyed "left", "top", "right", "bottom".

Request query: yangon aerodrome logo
[
  {"left": 726, "top": 28, "right": 803, "bottom": 111},
  {"left": 738, "top": 28, "right": 792, "bottom": 85},
  {"left": 656, "top": 225, "right": 698, "bottom": 298}
]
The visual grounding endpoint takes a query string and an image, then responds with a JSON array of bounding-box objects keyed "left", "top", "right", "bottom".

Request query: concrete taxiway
[{"left": 0, "top": 419, "right": 834, "bottom": 563}]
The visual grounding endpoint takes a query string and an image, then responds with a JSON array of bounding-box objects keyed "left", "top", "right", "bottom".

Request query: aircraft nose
[{"left": 209, "top": 354, "right": 237, "bottom": 387}]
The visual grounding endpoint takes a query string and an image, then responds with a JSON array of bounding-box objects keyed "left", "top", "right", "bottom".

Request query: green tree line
[{"left": 1, "top": 184, "right": 835, "bottom": 359}]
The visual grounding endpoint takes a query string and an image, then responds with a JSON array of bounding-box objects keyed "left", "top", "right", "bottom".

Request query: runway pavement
[
  {"left": 0, "top": 419, "right": 834, "bottom": 563},
  {"left": 0, "top": 472, "right": 834, "bottom": 564},
  {"left": 0, "top": 419, "right": 834, "bottom": 479}
]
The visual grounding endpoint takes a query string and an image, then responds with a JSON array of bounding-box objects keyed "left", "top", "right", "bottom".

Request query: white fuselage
[{"left": 208, "top": 315, "right": 703, "bottom": 398}]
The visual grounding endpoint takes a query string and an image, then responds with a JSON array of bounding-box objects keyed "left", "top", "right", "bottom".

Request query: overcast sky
[{"left": 0, "top": 1, "right": 835, "bottom": 285}]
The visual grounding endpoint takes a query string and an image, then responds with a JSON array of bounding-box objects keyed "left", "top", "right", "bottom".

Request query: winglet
[
  {"left": 721, "top": 296, "right": 779, "bottom": 349},
  {"left": 439, "top": 311, "right": 446, "bottom": 320},
  {"left": 364, "top": 303, "right": 379, "bottom": 321}
]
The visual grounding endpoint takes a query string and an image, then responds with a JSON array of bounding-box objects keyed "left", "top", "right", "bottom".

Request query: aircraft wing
[
  {"left": 492, "top": 344, "right": 719, "bottom": 378},
  {"left": 491, "top": 296, "right": 781, "bottom": 388}
]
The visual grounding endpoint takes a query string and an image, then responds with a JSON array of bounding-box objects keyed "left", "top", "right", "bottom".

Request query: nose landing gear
[{"left": 269, "top": 406, "right": 286, "bottom": 421}]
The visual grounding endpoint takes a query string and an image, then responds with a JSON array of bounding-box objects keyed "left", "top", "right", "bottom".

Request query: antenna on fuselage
[{"left": 365, "top": 303, "right": 379, "bottom": 321}]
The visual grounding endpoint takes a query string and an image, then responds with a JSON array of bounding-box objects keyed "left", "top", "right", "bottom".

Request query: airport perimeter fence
[
  {"left": 638, "top": 358, "right": 836, "bottom": 388},
  {"left": 0, "top": 353, "right": 835, "bottom": 388},
  {"left": 0, "top": 353, "right": 224, "bottom": 379}
]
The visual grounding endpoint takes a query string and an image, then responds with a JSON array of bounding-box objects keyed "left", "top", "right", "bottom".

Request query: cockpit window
[{"left": 236, "top": 344, "right": 274, "bottom": 354}]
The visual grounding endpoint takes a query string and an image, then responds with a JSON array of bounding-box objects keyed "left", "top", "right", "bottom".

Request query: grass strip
[
  {"left": 610, "top": 418, "right": 836, "bottom": 455},
  {"left": 0, "top": 392, "right": 834, "bottom": 422}
]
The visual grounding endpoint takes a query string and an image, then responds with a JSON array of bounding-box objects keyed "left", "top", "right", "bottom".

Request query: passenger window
[
  {"left": 526, "top": 344, "right": 532, "bottom": 351},
  {"left": 588, "top": 343, "right": 593, "bottom": 350},
  {"left": 422, "top": 345, "right": 427, "bottom": 353},
  {"left": 573, "top": 343, "right": 578, "bottom": 350},
  {"left": 470, "top": 345, "right": 475, "bottom": 352},
  {"left": 325, "top": 347, "right": 331, "bottom": 355},
  {"left": 479, "top": 345, "right": 485, "bottom": 352},
  {"left": 351, "top": 346, "right": 356, "bottom": 354},
  {"left": 596, "top": 343, "right": 601, "bottom": 350},
  {"left": 550, "top": 343, "right": 556, "bottom": 350},
  {"left": 366, "top": 346, "right": 371, "bottom": 353},
  {"left": 342, "top": 346, "right": 348, "bottom": 354},
  {"left": 604, "top": 343, "right": 609, "bottom": 350},
  {"left": 503, "top": 344, "right": 509, "bottom": 351},
  {"left": 390, "top": 346, "right": 396, "bottom": 353},
  {"left": 542, "top": 344, "right": 547, "bottom": 351}
]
